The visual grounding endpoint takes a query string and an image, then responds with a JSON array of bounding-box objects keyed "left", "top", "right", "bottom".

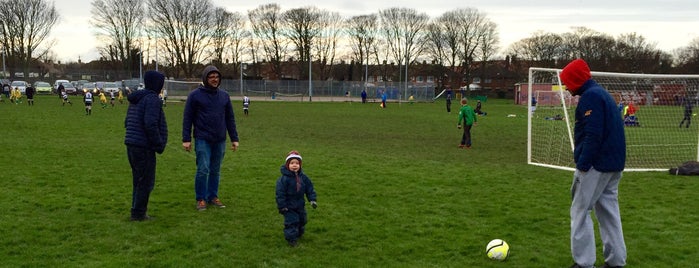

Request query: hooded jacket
[
  {"left": 182, "top": 65, "right": 238, "bottom": 143},
  {"left": 573, "top": 79, "right": 626, "bottom": 172},
  {"left": 275, "top": 166, "right": 316, "bottom": 211},
  {"left": 124, "top": 71, "right": 168, "bottom": 153}
]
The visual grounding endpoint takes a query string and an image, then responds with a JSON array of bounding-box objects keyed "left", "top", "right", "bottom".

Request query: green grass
[{"left": 1, "top": 95, "right": 698, "bottom": 267}]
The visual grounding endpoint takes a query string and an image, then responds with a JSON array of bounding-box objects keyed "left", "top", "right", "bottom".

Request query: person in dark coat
[
  {"left": 124, "top": 70, "right": 168, "bottom": 221},
  {"left": 561, "top": 59, "right": 626, "bottom": 268},
  {"left": 276, "top": 151, "right": 317, "bottom": 247},
  {"left": 25, "top": 84, "right": 35, "bottom": 106},
  {"left": 182, "top": 65, "right": 239, "bottom": 211},
  {"left": 680, "top": 97, "right": 693, "bottom": 128}
]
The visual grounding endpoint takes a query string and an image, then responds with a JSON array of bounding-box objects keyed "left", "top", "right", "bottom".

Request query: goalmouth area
[{"left": 525, "top": 67, "right": 699, "bottom": 172}]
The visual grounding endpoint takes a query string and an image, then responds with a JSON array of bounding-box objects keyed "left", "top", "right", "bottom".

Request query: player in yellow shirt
[
  {"left": 12, "top": 87, "right": 22, "bottom": 104},
  {"left": 118, "top": 89, "right": 124, "bottom": 104},
  {"left": 98, "top": 91, "right": 108, "bottom": 108}
]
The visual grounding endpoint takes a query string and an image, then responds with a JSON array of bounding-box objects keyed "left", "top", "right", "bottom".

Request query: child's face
[{"left": 288, "top": 159, "right": 300, "bottom": 172}]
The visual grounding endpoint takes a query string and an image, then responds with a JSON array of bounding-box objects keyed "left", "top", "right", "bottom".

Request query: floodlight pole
[
  {"left": 308, "top": 53, "right": 312, "bottom": 102},
  {"left": 240, "top": 63, "right": 245, "bottom": 95},
  {"left": 138, "top": 50, "right": 143, "bottom": 84},
  {"left": 155, "top": 38, "right": 158, "bottom": 72},
  {"left": 1, "top": 50, "right": 5, "bottom": 79}
]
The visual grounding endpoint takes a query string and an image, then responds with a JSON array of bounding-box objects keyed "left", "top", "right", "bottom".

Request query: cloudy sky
[{"left": 50, "top": 0, "right": 699, "bottom": 62}]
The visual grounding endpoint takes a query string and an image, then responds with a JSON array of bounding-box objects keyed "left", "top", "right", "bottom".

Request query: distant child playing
[
  {"left": 457, "top": 98, "right": 477, "bottom": 148},
  {"left": 243, "top": 96, "right": 250, "bottom": 116},
  {"left": 276, "top": 150, "right": 317, "bottom": 247},
  {"left": 61, "top": 90, "right": 72, "bottom": 106},
  {"left": 99, "top": 91, "right": 108, "bottom": 108}
]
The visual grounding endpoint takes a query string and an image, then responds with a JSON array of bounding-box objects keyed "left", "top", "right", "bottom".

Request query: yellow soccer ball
[{"left": 486, "top": 239, "right": 510, "bottom": 261}]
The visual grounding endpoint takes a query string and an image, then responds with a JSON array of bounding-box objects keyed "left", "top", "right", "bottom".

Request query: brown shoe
[
  {"left": 209, "top": 197, "right": 226, "bottom": 208},
  {"left": 196, "top": 200, "right": 207, "bottom": 211}
]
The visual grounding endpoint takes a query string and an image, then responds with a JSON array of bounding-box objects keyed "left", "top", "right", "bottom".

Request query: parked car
[
  {"left": 54, "top": 80, "right": 77, "bottom": 95},
  {"left": 11, "top": 80, "right": 28, "bottom": 93},
  {"left": 102, "top": 82, "right": 120, "bottom": 94},
  {"left": 34, "top": 81, "right": 52, "bottom": 94},
  {"left": 76, "top": 80, "right": 89, "bottom": 90},
  {"left": 81, "top": 82, "right": 96, "bottom": 93}
]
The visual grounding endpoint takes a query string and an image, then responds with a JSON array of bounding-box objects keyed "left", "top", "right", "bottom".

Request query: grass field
[{"left": 1, "top": 95, "right": 698, "bottom": 267}]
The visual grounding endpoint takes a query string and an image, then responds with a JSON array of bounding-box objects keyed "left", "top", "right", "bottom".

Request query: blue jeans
[{"left": 194, "top": 139, "right": 226, "bottom": 201}]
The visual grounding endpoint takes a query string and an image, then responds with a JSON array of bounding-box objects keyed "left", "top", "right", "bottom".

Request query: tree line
[{"left": 2, "top": 0, "right": 698, "bottom": 84}]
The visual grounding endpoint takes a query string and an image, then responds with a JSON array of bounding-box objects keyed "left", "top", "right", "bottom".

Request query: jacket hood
[
  {"left": 127, "top": 89, "right": 153, "bottom": 104},
  {"left": 560, "top": 59, "right": 591, "bottom": 95},
  {"left": 201, "top": 65, "right": 221, "bottom": 89},
  {"left": 144, "top": 70, "right": 165, "bottom": 94}
]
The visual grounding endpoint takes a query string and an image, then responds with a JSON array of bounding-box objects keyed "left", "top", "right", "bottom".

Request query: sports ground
[{"left": 1, "top": 95, "right": 697, "bottom": 266}]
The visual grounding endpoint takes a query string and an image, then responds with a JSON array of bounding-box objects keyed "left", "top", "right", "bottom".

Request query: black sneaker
[{"left": 288, "top": 240, "right": 298, "bottom": 247}]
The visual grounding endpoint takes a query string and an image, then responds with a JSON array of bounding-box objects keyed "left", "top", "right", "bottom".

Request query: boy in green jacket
[{"left": 457, "top": 98, "right": 477, "bottom": 148}]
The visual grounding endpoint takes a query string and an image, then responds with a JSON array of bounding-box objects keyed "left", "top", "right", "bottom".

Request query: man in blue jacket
[
  {"left": 124, "top": 70, "right": 168, "bottom": 221},
  {"left": 561, "top": 59, "right": 626, "bottom": 268},
  {"left": 182, "top": 65, "right": 239, "bottom": 211}
]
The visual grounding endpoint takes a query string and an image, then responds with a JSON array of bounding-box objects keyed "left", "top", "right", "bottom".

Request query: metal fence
[{"left": 165, "top": 79, "right": 442, "bottom": 102}]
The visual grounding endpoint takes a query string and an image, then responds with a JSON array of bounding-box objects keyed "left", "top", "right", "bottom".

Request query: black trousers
[
  {"left": 460, "top": 124, "right": 473, "bottom": 146},
  {"left": 127, "top": 146, "right": 157, "bottom": 219}
]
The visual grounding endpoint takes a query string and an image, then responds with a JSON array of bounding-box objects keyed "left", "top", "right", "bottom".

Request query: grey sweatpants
[{"left": 570, "top": 167, "right": 627, "bottom": 268}]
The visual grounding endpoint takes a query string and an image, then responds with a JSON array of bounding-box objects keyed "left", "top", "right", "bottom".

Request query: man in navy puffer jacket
[
  {"left": 182, "top": 65, "right": 239, "bottom": 211},
  {"left": 124, "top": 70, "right": 168, "bottom": 221}
]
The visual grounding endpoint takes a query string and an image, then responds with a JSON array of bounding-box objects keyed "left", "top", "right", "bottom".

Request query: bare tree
[
  {"left": 210, "top": 7, "right": 234, "bottom": 65},
  {"left": 313, "top": 10, "right": 342, "bottom": 80},
  {"left": 613, "top": 32, "right": 661, "bottom": 73},
  {"left": 507, "top": 31, "right": 565, "bottom": 66},
  {"left": 428, "top": 10, "right": 463, "bottom": 85},
  {"left": 0, "top": 0, "right": 58, "bottom": 78},
  {"left": 425, "top": 8, "right": 495, "bottom": 89},
  {"left": 454, "top": 8, "right": 491, "bottom": 89},
  {"left": 248, "top": 3, "right": 287, "bottom": 80},
  {"left": 147, "top": 0, "right": 214, "bottom": 78},
  {"left": 282, "top": 7, "right": 322, "bottom": 80},
  {"left": 673, "top": 37, "right": 699, "bottom": 72},
  {"left": 91, "top": 0, "right": 144, "bottom": 77},
  {"left": 346, "top": 14, "right": 378, "bottom": 81},
  {"left": 226, "top": 12, "right": 249, "bottom": 78},
  {"left": 379, "top": 7, "right": 429, "bottom": 89},
  {"left": 478, "top": 20, "right": 499, "bottom": 62}
]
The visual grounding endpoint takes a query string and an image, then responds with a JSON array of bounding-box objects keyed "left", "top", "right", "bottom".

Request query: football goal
[
  {"left": 527, "top": 67, "right": 699, "bottom": 172},
  {"left": 163, "top": 80, "right": 201, "bottom": 98}
]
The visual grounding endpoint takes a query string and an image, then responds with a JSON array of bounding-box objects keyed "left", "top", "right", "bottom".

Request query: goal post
[{"left": 527, "top": 67, "right": 699, "bottom": 172}]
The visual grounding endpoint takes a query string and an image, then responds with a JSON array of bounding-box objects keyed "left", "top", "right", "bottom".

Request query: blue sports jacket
[{"left": 573, "top": 79, "right": 626, "bottom": 172}]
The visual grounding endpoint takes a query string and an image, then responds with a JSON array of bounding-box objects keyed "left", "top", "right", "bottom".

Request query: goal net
[
  {"left": 163, "top": 80, "right": 201, "bottom": 98},
  {"left": 528, "top": 67, "right": 699, "bottom": 172}
]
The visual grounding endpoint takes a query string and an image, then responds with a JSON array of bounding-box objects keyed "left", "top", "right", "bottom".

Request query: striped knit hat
[{"left": 285, "top": 150, "right": 302, "bottom": 169}]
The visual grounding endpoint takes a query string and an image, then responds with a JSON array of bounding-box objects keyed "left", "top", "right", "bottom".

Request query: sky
[{"left": 50, "top": 0, "right": 699, "bottom": 63}]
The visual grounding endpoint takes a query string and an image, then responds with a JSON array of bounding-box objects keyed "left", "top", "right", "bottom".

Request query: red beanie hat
[
  {"left": 285, "top": 150, "right": 302, "bottom": 169},
  {"left": 560, "top": 59, "right": 591, "bottom": 93}
]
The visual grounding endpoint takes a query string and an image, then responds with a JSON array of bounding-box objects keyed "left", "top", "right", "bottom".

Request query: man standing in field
[
  {"left": 124, "top": 70, "right": 168, "bottom": 221},
  {"left": 182, "top": 65, "right": 239, "bottom": 211},
  {"left": 561, "top": 59, "right": 626, "bottom": 268}
]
